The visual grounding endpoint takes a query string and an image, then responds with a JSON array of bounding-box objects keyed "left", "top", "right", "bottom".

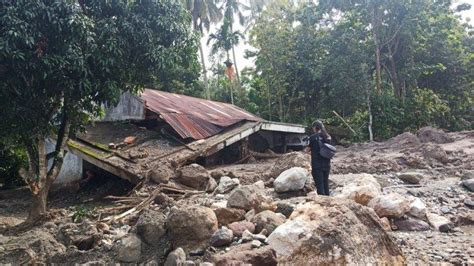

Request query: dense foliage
[
  {"left": 208, "top": 0, "right": 473, "bottom": 140},
  {"left": 0, "top": 0, "right": 199, "bottom": 219}
]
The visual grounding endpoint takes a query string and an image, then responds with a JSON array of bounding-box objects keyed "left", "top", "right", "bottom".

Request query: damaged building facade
[{"left": 55, "top": 89, "right": 307, "bottom": 184}]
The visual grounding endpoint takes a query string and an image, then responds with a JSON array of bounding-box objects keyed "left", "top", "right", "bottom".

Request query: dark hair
[{"left": 312, "top": 120, "right": 330, "bottom": 139}]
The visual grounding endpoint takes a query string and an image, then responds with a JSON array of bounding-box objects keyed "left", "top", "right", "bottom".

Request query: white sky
[{"left": 200, "top": 0, "right": 474, "bottom": 75}]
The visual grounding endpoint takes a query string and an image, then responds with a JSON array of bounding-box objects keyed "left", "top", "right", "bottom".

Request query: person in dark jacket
[{"left": 307, "top": 120, "right": 332, "bottom": 196}]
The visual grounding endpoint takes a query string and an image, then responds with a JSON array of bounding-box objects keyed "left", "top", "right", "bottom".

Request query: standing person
[{"left": 307, "top": 120, "right": 332, "bottom": 196}]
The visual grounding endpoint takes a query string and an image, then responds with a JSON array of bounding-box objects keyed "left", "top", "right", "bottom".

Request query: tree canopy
[{"left": 0, "top": 0, "right": 199, "bottom": 220}]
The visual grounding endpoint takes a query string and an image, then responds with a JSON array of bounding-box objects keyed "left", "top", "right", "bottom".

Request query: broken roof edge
[{"left": 261, "top": 121, "right": 307, "bottom": 134}]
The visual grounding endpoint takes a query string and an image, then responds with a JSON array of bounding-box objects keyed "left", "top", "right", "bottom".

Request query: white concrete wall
[
  {"left": 102, "top": 92, "right": 145, "bottom": 121},
  {"left": 46, "top": 139, "right": 83, "bottom": 184}
]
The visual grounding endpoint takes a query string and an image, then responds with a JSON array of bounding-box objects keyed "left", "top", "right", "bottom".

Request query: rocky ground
[{"left": 0, "top": 126, "right": 472, "bottom": 265}]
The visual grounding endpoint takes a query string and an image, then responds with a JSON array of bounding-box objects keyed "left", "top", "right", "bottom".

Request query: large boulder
[
  {"left": 176, "top": 163, "right": 211, "bottom": 190},
  {"left": 270, "top": 152, "right": 311, "bottom": 178},
  {"left": 166, "top": 205, "right": 218, "bottom": 249},
  {"left": 368, "top": 193, "right": 411, "bottom": 218},
  {"left": 332, "top": 173, "right": 382, "bottom": 205},
  {"left": 250, "top": 210, "right": 286, "bottom": 235},
  {"left": 116, "top": 234, "right": 142, "bottom": 263},
  {"left": 227, "top": 185, "right": 264, "bottom": 211},
  {"left": 267, "top": 197, "right": 405, "bottom": 265},
  {"left": 273, "top": 167, "right": 309, "bottom": 193},
  {"left": 135, "top": 209, "right": 166, "bottom": 245},
  {"left": 462, "top": 179, "right": 474, "bottom": 192},
  {"left": 210, "top": 243, "right": 277, "bottom": 266},
  {"left": 213, "top": 207, "right": 245, "bottom": 225},
  {"left": 215, "top": 176, "right": 240, "bottom": 194}
]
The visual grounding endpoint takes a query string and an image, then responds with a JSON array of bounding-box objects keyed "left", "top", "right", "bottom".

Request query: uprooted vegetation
[{"left": 0, "top": 127, "right": 473, "bottom": 265}]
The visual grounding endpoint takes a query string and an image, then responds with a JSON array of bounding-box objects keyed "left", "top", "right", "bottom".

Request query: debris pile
[{"left": 0, "top": 128, "right": 472, "bottom": 264}]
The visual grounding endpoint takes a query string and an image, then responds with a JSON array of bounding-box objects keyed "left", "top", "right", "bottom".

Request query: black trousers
[{"left": 312, "top": 169, "right": 330, "bottom": 196}]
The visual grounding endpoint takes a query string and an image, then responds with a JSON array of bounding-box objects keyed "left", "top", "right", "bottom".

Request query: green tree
[
  {"left": 183, "top": 0, "right": 222, "bottom": 99},
  {"left": 0, "top": 0, "right": 198, "bottom": 222}
]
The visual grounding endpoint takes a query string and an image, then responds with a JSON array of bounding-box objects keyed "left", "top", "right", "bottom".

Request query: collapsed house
[{"left": 55, "top": 89, "right": 307, "bottom": 184}]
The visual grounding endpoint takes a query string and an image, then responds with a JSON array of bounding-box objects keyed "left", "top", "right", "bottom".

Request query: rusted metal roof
[{"left": 141, "top": 89, "right": 262, "bottom": 140}]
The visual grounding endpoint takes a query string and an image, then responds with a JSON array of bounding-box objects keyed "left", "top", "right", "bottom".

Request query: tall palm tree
[
  {"left": 183, "top": 0, "right": 222, "bottom": 99},
  {"left": 207, "top": 19, "right": 243, "bottom": 61},
  {"left": 207, "top": 19, "right": 244, "bottom": 104},
  {"left": 222, "top": 0, "right": 248, "bottom": 84}
]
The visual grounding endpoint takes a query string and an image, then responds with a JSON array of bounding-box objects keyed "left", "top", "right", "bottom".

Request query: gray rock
[
  {"left": 397, "top": 172, "right": 423, "bottom": 184},
  {"left": 273, "top": 167, "right": 309, "bottom": 193},
  {"left": 216, "top": 176, "right": 240, "bottom": 194},
  {"left": 426, "top": 213, "right": 454, "bottom": 232},
  {"left": 206, "top": 177, "right": 218, "bottom": 192},
  {"left": 199, "top": 263, "right": 214, "bottom": 266},
  {"left": 251, "top": 240, "right": 262, "bottom": 248},
  {"left": 250, "top": 210, "right": 286, "bottom": 236},
  {"left": 464, "top": 199, "right": 474, "bottom": 209},
  {"left": 461, "top": 179, "right": 474, "bottom": 192},
  {"left": 227, "top": 185, "right": 263, "bottom": 211},
  {"left": 275, "top": 202, "right": 295, "bottom": 218},
  {"left": 166, "top": 205, "right": 218, "bottom": 249},
  {"left": 177, "top": 163, "right": 211, "bottom": 190},
  {"left": 117, "top": 234, "right": 142, "bottom": 263},
  {"left": 393, "top": 218, "right": 430, "bottom": 231},
  {"left": 147, "top": 163, "right": 174, "bottom": 184},
  {"left": 460, "top": 171, "right": 474, "bottom": 181},
  {"left": 183, "top": 261, "right": 196, "bottom": 266},
  {"left": 210, "top": 227, "right": 234, "bottom": 247},
  {"left": 164, "top": 247, "right": 186, "bottom": 266},
  {"left": 135, "top": 209, "right": 166, "bottom": 245}
]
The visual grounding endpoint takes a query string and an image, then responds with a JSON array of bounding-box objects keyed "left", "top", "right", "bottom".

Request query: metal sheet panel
[{"left": 141, "top": 89, "right": 262, "bottom": 139}]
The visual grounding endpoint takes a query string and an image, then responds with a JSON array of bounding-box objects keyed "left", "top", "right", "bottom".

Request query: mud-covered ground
[{"left": 0, "top": 127, "right": 472, "bottom": 264}]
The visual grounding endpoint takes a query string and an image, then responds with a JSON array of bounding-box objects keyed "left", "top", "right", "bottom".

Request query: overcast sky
[{"left": 200, "top": 1, "right": 474, "bottom": 74}]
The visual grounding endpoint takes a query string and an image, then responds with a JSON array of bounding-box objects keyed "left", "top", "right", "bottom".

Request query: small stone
[
  {"left": 241, "top": 230, "right": 253, "bottom": 242},
  {"left": 165, "top": 247, "right": 187, "bottom": 266},
  {"left": 275, "top": 202, "right": 295, "bottom": 218},
  {"left": 254, "top": 180, "right": 265, "bottom": 189},
  {"left": 251, "top": 240, "right": 262, "bottom": 248},
  {"left": 464, "top": 199, "right": 474, "bottom": 209},
  {"left": 227, "top": 221, "right": 255, "bottom": 237},
  {"left": 253, "top": 234, "right": 267, "bottom": 242},
  {"left": 397, "top": 172, "right": 423, "bottom": 184},
  {"left": 210, "top": 227, "right": 234, "bottom": 247},
  {"left": 183, "top": 261, "right": 196, "bottom": 266},
  {"left": 440, "top": 206, "right": 451, "bottom": 214},
  {"left": 199, "top": 262, "right": 214, "bottom": 266},
  {"left": 461, "top": 179, "right": 474, "bottom": 192},
  {"left": 116, "top": 234, "right": 142, "bottom": 263}
]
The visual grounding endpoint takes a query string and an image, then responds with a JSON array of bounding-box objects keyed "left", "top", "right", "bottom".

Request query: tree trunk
[
  {"left": 27, "top": 186, "right": 48, "bottom": 222},
  {"left": 372, "top": 5, "right": 382, "bottom": 94},
  {"left": 231, "top": 45, "right": 240, "bottom": 83},
  {"left": 387, "top": 45, "right": 403, "bottom": 101},
  {"left": 367, "top": 89, "right": 374, "bottom": 142},
  {"left": 198, "top": 41, "right": 210, "bottom": 100}
]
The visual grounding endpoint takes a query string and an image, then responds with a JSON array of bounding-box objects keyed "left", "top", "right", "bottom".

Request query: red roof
[{"left": 141, "top": 89, "right": 262, "bottom": 140}]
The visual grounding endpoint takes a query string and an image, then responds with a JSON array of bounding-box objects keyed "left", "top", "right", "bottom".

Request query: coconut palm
[
  {"left": 183, "top": 0, "right": 222, "bottom": 99},
  {"left": 221, "top": 0, "right": 248, "bottom": 84}
]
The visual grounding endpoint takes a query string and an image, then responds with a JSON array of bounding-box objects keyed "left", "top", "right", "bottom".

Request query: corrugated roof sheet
[{"left": 141, "top": 89, "right": 262, "bottom": 140}]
